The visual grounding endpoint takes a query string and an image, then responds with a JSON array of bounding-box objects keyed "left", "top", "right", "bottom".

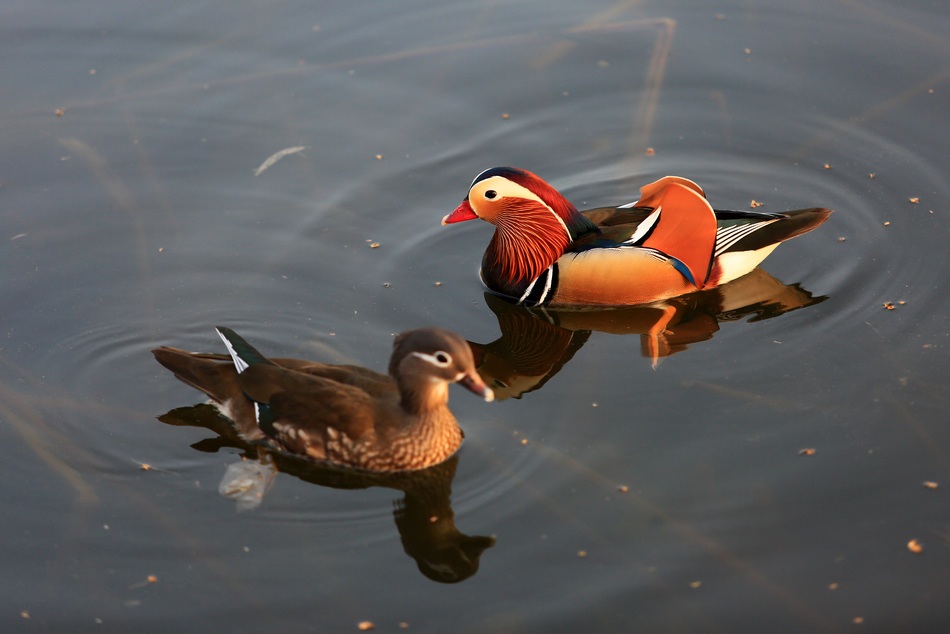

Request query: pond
[{"left": 2, "top": 0, "right": 948, "bottom": 631}]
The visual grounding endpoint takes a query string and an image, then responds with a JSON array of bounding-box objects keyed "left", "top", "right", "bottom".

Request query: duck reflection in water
[
  {"left": 468, "top": 267, "right": 827, "bottom": 400},
  {"left": 158, "top": 404, "right": 495, "bottom": 584}
]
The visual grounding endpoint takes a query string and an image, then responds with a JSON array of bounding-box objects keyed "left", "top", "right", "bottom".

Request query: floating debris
[
  {"left": 645, "top": 147, "right": 656, "bottom": 156},
  {"left": 799, "top": 448, "right": 816, "bottom": 456},
  {"left": 909, "top": 197, "right": 920, "bottom": 204},
  {"left": 922, "top": 481, "right": 938, "bottom": 489},
  {"left": 253, "top": 146, "right": 306, "bottom": 176},
  {"left": 907, "top": 539, "right": 923, "bottom": 554},
  {"left": 357, "top": 621, "right": 375, "bottom": 631},
  {"left": 750, "top": 200, "right": 764, "bottom": 208}
]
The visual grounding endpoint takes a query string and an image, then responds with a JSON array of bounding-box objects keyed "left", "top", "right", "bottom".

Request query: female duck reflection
[
  {"left": 157, "top": 403, "right": 494, "bottom": 584},
  {"left": 468, "top": 267, "right": 827, "bottom": 400}
]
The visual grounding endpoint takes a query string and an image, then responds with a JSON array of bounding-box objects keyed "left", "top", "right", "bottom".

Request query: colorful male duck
[
  {"left": 442, "top": 167, "right": 832, "bottom": 306},
  {"left": 153, "top": 327, "right": 494, "bottom": 472}
]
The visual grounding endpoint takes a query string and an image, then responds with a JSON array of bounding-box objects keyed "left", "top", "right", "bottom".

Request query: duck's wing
[
  {"left": 712, "top": 208, "right": 833, "bottom": 256},
  {"left": 235, "top": 363, "right": 381, "bottom": 460}
]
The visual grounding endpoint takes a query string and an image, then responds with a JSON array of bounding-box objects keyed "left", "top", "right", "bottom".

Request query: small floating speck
[
  {"left": 823, "top": 163, "right": 831, "bottom": 169},
  {"left": 577, "top": 550, "right": 587, "bottom": 558},
  {"left": 501, "top": 112, "right": 510, "bottom": 119},
  {"left": 434, "top": 281, "right": 442, "bottom": 287},
  {"left": 689, "top": 580, "right": 702, "bottom": 589},
  {"left": 369, "top": 242, "right": 380, "bottom": 249},
  {"left": 799, "top": 448, "right": 816, "bottom": 456},
  {"left": 375, "top": 154, "right": 383, "bottom": 160},
  {"left": 750, "top": 200, "right": 764, "bottom": 208},
  {"left": 644, "top": 147, "right": 656, "bottom": 156},
  {"left": 382, "top": 283, "right": 390, "bottom": 288},
  {"left": 908, "top": 197, "right": 919, "bottom": 204},
  {"left": 922, "top": 481, "right": 938, "bottom": 489},
  {"left": 869, "top": 172, "right": 876, "bottom": 179},
  {"left": 617, "top": 485, "right": 629, "bottom": 493},
  {"left": 357, "top": 621, "right": 376, "bottom": 631},
  {"left": 55, "top": 108, "right": 65, "bottom": 116},
  {"left": 907, "top": 538, "right": 923, "bottom": 554}
]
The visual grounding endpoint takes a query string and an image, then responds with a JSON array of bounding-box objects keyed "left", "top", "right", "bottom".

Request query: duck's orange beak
[{"left": 442, "top": 199, "right": 478, "bottom": 225}]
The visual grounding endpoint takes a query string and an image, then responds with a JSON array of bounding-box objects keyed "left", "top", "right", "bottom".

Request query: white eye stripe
[
  {"left": 410, "top": 350, "right": 453, "bottom": 367},
  {"left": 474, "top": 177, "right": 571, "bottom": 237}
]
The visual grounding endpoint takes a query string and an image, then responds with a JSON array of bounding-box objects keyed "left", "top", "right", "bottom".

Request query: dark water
[{"left": 3, "top": 0, "right": 948, "bottom": 631}]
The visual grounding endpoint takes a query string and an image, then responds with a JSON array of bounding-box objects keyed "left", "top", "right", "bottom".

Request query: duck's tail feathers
[
  {"left": 715, "top": 207, "right": 833, "bottom": 255},
  {"left": 152, "top": 347, "right": 240, "bottom": 404}
]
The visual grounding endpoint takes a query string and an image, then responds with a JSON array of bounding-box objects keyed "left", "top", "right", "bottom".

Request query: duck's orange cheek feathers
[{"left": 442, "top": 200, "right": 478, "bottom": 225}]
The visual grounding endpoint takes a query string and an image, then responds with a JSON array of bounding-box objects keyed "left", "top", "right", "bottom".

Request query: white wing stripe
[
  {"left": 217, "top": 328, "right": 250, "bottom": 374},
  {"left": 714, "top": 220, "right": 778, "bottom": 256}
]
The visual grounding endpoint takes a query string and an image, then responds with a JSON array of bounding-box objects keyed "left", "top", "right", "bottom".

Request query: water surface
[{"left": 2, "top": 0, "right": 948, "bottom": 631}]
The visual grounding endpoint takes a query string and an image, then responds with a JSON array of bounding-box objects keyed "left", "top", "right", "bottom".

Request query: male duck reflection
[
  {"left": 470, "top": 266, "right": 827, "bottom": 399},
  {"left": 152, "top": 327, "right": 493, "bottom": 472},
  {"left": 443, "top": 167, "right": 832, "bottom": 306}
]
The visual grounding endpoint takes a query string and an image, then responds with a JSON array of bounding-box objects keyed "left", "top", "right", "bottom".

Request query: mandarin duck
[
  {"left": 152, "top": 327, "right": 494, "bottom": 472},
  {"left": 442, "top": 167, "right": 832, "bottom": 306}
]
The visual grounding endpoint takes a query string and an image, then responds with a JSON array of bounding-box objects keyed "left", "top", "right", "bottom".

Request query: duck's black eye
[
  {"left": 484, "top": 189, "right": 497, "bottom": 200},
  {"left": 434, "top": 351, "right": 452, "bottom": 365}
]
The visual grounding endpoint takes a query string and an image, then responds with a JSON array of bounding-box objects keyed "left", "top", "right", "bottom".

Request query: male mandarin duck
[
  {"left": 152, "top": 327, "right": 493, "bottom": 472},
  {"left": 442, "top": 167, "right": 832, "bottom": 306}
]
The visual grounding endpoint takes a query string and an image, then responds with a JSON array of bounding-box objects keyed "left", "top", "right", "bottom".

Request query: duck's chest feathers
[
  {"left": 298, "top": 403, "right": 463, "bottom": 472},
  {"left": 481, "top": 202, "right": 573, "bottom": 297}
]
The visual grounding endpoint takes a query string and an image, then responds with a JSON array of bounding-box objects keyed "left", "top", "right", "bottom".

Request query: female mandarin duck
[
  {"left": 152, "top": 327, "right": 494, "bottom": 472},
  {"left": 442, "top": 167, "right": 832, "bottom": 306}
]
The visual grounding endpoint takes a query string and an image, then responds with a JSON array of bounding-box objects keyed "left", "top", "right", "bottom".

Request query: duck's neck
[
  {"left": 396, "top": 379, "right": 444, "bottom": 415},
  {"left": 482, "top": 201, "right": 597, "bottom": 297}
]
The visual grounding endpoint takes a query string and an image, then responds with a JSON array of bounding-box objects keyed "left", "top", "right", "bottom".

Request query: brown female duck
[{"left": 152, "top": 327, "right": 493, "bottom": 472}]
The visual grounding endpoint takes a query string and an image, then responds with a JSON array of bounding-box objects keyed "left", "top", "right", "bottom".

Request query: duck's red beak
[{"left": 442, "top": 199, "right": 478, "bottom": 225}]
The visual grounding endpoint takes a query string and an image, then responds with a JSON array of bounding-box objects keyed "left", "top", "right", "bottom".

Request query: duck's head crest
[{"left": 469, "top": 167, "right": 578, "bottom": 221}]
